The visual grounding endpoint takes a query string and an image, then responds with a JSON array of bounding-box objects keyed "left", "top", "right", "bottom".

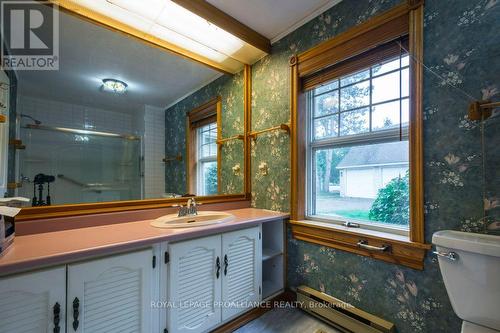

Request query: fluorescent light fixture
[
  {"left": 102, "top": 78, "right": 128, "bottom": 93},
  {"left": 106, "top": 0, "right": 244, "bottom": 58},
  {"left": 63, "top": 0, "right": 265, "bottom": 72}
]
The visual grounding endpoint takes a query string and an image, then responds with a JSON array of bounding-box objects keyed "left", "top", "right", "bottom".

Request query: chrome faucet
[
  {"left": 188, "top": 198, "right": 198, "bottom": 215},
  {"left": 176, "top": 198, "right": 199, "bottom": 217}
]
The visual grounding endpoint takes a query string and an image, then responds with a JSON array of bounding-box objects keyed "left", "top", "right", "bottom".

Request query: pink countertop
[{"left": 0, "top": 208, "right": 288, "bottom": 277}]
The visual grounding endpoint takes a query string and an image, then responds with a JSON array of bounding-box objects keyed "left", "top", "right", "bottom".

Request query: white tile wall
[
  {"left": 16, "top": 95, "right": 166, "bottom": 202},
  {"left": 143, "top": 105, "right": 166, "bottom": 199},
  {"left": 17, "top": 95, "right": 136, "bottom": 135}
]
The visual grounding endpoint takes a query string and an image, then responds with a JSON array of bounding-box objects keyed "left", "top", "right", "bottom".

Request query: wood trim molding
[
  {"left": 408, "top": 4, "right": 425, "bottom": 243},
  {"left": 289, "top": 57, "right": 301, "bottom": 220},
  {"left": 244, "top": 65, "right": 252, "bottom": 199},
  {"left": 171, "top": 0, "right": 271, "bottom": 54},
  {"left": 290, "top": 220, "right": 430, "bottom": 270},
  {"left": 216, "top": 99, "right": 223, "bottom": 194},
  {"left": 16, "top": 194, "right": 247, "bottom": 221},
  {"left": 186, "top": 116, "right": 195, "bottom": 194}
]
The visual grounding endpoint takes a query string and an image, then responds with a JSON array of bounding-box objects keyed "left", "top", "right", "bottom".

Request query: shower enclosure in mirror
[
  {"left": 1, "top": 3, "right": 248, "bottom": 209},
  {"left": 18, "top": 124, "right": 141, "bottom": 205}
]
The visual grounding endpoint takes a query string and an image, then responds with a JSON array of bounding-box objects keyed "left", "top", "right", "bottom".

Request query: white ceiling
[
  {"left": 17, "top": 1, "right": 342, "bottom": 113},
  {"left": 207, "top": 0, "right": 341, "bottom": 42},
  {"left": 17, "top": 7, "right": 220, "bottom": 113}
]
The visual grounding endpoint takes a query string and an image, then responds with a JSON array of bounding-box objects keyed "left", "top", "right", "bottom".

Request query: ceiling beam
[{"left": 171, "top": 0, "right": 271, "bottom": 54}]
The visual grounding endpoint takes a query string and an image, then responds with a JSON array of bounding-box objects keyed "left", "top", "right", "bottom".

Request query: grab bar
[{"left": 57, "top": 174, "right": 102, "bottom": 193}]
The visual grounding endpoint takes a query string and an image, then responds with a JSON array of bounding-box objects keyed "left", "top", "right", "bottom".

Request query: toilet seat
[{"left": 462, "top": 322, "right": 500, "bottom": 333}]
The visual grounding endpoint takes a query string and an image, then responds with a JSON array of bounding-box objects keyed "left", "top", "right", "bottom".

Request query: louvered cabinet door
[
  {"left": 167, "top": 235, "right": 222, "bottom": 333},
  {"left": 67, "top": 249, "right": 154, "bottom": 333},
  {"left": 0, "top": 266, "right": 66, "bottom": 333},
  {"left": 221, "top": 226, "right": 261, "bottom": 321}
]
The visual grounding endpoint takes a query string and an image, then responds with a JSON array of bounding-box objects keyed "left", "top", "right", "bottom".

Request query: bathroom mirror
[{"left": 3, "top": 5, "right": 247, "bottom": 208}]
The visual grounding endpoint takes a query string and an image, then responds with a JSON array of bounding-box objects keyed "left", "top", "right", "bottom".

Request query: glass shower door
[{"left": 18, "top": 127, "right": 142, "bottom": 205}]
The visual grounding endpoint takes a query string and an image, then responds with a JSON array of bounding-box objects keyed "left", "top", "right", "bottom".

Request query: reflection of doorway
[{"left": 0, "top": 71, "right": 9, "bottom": 197}]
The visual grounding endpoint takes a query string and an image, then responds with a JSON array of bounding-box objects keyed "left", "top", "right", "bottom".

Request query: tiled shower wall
[
  {"left": 17, "top": 95, "right": 136, "bottom": 135},
  {"left": 144, "top": 105, "right": 166, "bottom": 198},
  {"left": 15, "top": 95, "right": 166, "bottom": 201}
]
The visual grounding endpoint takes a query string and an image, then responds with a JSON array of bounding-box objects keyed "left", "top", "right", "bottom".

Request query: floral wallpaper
[
  {"left": 220, "top": 140, "right": 244, "bottom": 194},
  {"left": 164, "top": 72, "right": 245, "bottom": 195},
  {"left": 257, "top": 0, "right": 498, "bottom": 332},
  {"left": 167, "top": 0, "right": 499, "bottom": 331}
]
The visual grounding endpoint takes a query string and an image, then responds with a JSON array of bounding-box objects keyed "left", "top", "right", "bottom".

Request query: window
[
  {"left": 187, "top": 97, "right": 221, "bottom": 196},
  {"left": 289, "top": 3, "right": 428, "bottom": 269},
  {"left": 307, "top": 53, "right": 410, "bottom": 235},
  {"left": 197, "top": 122, "right": 218, "bottom": 195}
]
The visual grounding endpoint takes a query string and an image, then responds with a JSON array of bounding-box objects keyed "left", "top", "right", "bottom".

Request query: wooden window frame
[
  {"left": 186, "top": 96, "right": 222, "bottom": 195},
  {"left": 289, "top": 1, "right": 430, "bottom": 270}
]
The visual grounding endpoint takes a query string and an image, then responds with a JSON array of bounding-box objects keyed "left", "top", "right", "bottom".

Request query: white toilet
[{"left": 433, "top": 230, "right": 500, "bottom": 333}]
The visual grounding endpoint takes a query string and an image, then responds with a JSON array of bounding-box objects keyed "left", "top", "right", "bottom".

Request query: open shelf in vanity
[{"left": 261, "top": 218, "right": 285, "bottom": 299}]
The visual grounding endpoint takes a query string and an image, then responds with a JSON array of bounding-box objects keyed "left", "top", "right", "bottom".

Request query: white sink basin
[{"left": 150, "top": 211, "right": 234, "bottom": 228}]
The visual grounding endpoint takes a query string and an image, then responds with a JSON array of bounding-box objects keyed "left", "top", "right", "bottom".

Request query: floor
[{"left": 235, "top": 308, "right": 341, "bottom": 333}]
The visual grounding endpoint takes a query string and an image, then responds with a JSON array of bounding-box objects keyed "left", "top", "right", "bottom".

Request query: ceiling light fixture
[
  {"left": 102, "top": 78, "right": 128, "bottom": 93},
  {"left": 57, "top": 0, "right": 268, "bottom": 73}
]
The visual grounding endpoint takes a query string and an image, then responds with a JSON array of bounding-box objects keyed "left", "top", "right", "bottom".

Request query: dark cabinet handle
[
  {"left": 72, "top": 297, "right": 80, "bottom": 331},
  {"left": 216, "top": 256, "right": 220, "bottom": 279},
  {"left": 53, "top": 302, "right": 60, "bottom": 333},
  {"left": 224, "top": 254, "right": 228, "bottom": 276}
]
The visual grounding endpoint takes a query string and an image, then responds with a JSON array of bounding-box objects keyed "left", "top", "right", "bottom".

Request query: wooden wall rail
[
  {"left": 217, "top": 134, "right": 244, "bottom": 145},
  {"left": 248, "top": 123, "right": 290, "bottom": 140}
]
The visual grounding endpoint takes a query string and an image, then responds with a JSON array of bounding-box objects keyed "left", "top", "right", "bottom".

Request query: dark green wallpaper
[
  {"left": 164, "top": 72, "right": 244, "bottom": 195},
  {"left": 166, "top": 0, "right": 499, "bottom": 332}
]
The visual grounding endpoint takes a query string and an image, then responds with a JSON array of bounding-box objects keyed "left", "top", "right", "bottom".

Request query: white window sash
[{"left": 306, "top": 74, "right": 411, "bottom": 235}]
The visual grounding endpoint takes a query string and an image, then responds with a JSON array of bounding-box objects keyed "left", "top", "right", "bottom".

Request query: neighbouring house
[{"left": 336, "top": 141, "right": 408, "bottom": 199}]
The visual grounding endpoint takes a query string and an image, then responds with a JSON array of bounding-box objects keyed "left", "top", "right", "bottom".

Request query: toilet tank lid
[{"left": 432, "top": 230, "right": 500, "bottom": 257}]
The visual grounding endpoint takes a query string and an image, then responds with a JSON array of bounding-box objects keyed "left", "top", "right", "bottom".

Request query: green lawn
[
  {"left": 316, "top": 192, "right": 373, "bottom": 221},
  {"left": 331, "top": 209, "right": 370, "bottom": 220}
]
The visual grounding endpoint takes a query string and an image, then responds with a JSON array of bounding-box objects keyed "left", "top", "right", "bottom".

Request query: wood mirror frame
[
  {"left": 17, "top": 65, "right": 252, "bottom": 221},
  {"left": 13, "top": 4, "right": 255, "bottom": 221}
]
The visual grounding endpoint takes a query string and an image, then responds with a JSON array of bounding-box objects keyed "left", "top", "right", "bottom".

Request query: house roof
[{"left": 336, "top": 141, "right": 408, "bottom": 169}]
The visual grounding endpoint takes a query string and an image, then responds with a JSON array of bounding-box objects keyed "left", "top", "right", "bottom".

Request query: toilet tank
[{"left": 433, "top": 230, "right": 500, "bottom": 331}]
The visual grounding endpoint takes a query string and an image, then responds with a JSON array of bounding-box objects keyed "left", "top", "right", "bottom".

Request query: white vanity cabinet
[
  {"left": 0, "top": 266, "right": 66, "bottom": 333},
  {"left": 221, "top": 227, "right": 261, "bottom": 321},
  {"left": 0, "top": 217, "right": 285, "bottom": 333},
  {"left": 166, "top": 226, "right": 261, "bottom": 333},
  {"left": 67, "top": 249, "right": 156, "bottom": 333},
  {"left": 167, "top": 234, "right": 222, "bottom": 333}
]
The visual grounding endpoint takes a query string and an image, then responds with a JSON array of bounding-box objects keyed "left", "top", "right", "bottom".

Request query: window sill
[{"left": 289, "top": 219, "right": 431, "bottom": 270}]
